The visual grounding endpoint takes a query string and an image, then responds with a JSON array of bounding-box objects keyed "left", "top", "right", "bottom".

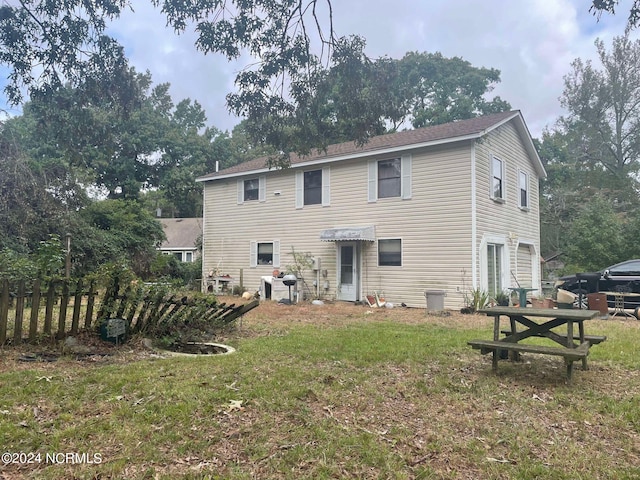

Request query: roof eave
[{"left": 196, "top": 132, "right": 483, "bottom": 182}]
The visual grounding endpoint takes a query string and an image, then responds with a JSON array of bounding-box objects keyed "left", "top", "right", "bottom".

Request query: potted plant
[{"left": 493, "top": 290, "right": 510, "bottom": 307}]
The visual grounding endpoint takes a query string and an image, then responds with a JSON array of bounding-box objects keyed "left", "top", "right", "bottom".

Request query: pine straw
[{"left": 1, "top": 299, "right": 640, "bottom": 479}]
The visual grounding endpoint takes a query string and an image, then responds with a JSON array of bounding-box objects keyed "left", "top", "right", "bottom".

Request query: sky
[{"left": 5, "top": 0, "right": 640, "bottom": 139}]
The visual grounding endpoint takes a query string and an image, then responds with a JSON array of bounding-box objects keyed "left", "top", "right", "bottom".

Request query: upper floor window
[
  {"left": 244, "top": 179, "right": 259, "bottom": 201},
  {"left": 304, "top": 170, "right": 322, "bottom": 205},
  {"left": 519, "top": 170, "right": 529, "bottom": 209},
  {"left": 368, "top": 155, "right": 412, "bottom": 202},
  {"left": 491, "top": 156, "right": 504, "bottom": 201},
  {"left": 378, "top": 159, "right": 401, "bottom": 198},
  {"left": 378, "top": 239, "right": 402, "bottom": 266},
  {"left": 238, "top": 176, "right": 266, "bottom": 203},
  {"left": 295, "top": 167, "right": 330, "bottom": 208}
]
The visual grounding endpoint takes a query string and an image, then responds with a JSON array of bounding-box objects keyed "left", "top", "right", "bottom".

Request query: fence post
[
  {"left": 0, "top": 279, "right": 9, "bottom": 345},
  {"left": 71, "top": 279, "right": 83, "bottom": 335},
  {"left": 28, "top": 279, "right": 42, "bottom": 342},
  {"left": 57, "top": 280, "right": 69, "bottom": 339},
  {"left": 84, "top": 280, "right": 97, "bottom": 329},
  {"left": 13, "top": 280, "right": 26, "bottom": 345},
  {"left": 43, "top": 281, "right": 56, "bottom": 336}
]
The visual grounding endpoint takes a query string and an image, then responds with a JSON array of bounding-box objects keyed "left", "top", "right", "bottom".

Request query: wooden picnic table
[{"left": 468, "top": 307, "right": 606, "bottom": 381}]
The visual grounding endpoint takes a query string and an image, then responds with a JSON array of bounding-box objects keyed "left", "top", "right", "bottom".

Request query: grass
[{"left": 1, "top": 301, "right": 640, "bottom": 479}]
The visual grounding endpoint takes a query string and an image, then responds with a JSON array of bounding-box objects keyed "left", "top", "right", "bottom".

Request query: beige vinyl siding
[
  {"left": 359, "top": 144, "right": 474, "bottom": 308},
  {"left": 202, "top": 142, "right": 475, "bottom": 308},
  {"left": 202, "top": 117, "right": 542, "bottom": 309},
  {"left": 474, "top": 122, "right": 541, "bottom": 292}
]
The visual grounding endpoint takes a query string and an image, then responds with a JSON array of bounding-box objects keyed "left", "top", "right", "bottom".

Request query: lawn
[{"left": 1, "top": 300, "right": 640, "bottom": 479}]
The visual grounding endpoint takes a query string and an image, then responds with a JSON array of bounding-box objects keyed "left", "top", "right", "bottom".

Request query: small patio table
[
  {"left": 508, "top": 287, "right": 537, "bottom": 308},
  {"left": 468, "top": 306, "right": 604, "bottom": 381},
  {"left": 601, "top": 291, "right": 640, "bottom": 319}
]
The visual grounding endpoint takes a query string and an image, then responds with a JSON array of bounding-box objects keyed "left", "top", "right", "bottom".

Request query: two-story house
[{"left": 196, "top": 110, "right": 546, "bottom": 309}]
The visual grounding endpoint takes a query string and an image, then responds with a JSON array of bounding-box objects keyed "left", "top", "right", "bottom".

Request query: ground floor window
[
  {"left": 251, "top": 240, "right": 280, "bottom": 268},
  {"left": 257, "top": 243, "right": 273, "bottom": 265},
  {"left": 378, "top": 239, "right": 402, "bottom": 266},
  {"left": 487, "top": 243, "right": 502, "bottom": 297}
]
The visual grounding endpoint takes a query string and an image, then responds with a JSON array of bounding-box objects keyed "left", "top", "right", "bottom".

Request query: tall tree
[
  {"left": 563, "top": 196, "right": 624, "bottom": 272},
  {"left": 26, "top": 68, "right": 216, "bottom": 200},
  {"left": 393, "top": 52, "right": 510, "bottom": 129},
  {"left": 257, "top": 45, "right": 512, "bottom": 149},
  {"left": 0, "top": 121, "right": 68, "bottom": 252},
  {"left": 590, "top": 0, "right": 640, "bottom": 27},
  {"left": 559, "top": 32, "right": 640, "bottom": 206},
  {"left": 0, "top": 1, "right": 511, "bottom": 163},
  {"left": 78, "top": 199, "right": 165, "bottom": 276}
]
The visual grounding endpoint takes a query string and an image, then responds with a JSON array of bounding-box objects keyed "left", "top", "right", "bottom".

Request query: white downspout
[
  {"left": 201, "top": 183, "right": 207, "bottom": 292},
  {"left": 471, "top": 141, "right": 478, "bottom": 289}
]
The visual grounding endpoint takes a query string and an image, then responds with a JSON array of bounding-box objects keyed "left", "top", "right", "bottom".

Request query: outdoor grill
[{"left": 282, "top": 274, "right": 297, "bottom": 304}]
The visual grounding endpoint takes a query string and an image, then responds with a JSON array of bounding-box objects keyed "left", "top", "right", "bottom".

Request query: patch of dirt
[{"left": 221, "top": 296, "right": 489, "bottom": 340}]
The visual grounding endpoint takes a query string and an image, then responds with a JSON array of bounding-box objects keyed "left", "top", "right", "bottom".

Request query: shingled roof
[
  {"left": 197, "top": 110, "right": 543, "bottom": 181},
  {"left": 159, "top": 218, "right": 202, "bottom": 250}
]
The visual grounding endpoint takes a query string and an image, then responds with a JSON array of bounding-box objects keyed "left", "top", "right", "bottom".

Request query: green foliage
[
  {"left": 590, "top": 0, "right": 640, "bottom": 27},
  {"left": 539, "top": 32, "right": 640, "bottom": 268},
  {"left": 560, "top": 32, "right": 640, "bottom": 190},
  {"left": 0, "top": 249, "right": 37, "bottom": 281},
  {"left": 33, "top": 234, "right": 65, "bottom": 279},
  {"left": 80, "top": 199, "right": 165, "bottom": 278},
  {"left": 0, "top": 234, "right": 65, "bottom": 281},
  {"left": 394, "top": 51, "right": 511, "bottom": 129},
  {"left": 563, "top": 196, "right": 624, "bottom": 272},
  {"left": 285, "top": 248, "right": 314, "bottom": 279},
  {"left": 151, "top": 254, "right": 202, "bottom": 289},
  {"left": 0, "top": 0, "right": 511, "bottom": 165},
  {"left": 492, "top": 290, "right": 510, "bottom": 306},
  {"left": 0, "top": 125, "right": 69, "bottom": 252},
  {"left": 463, "top": 288, "right": 490, "bottom": 312},
  {"left": 24, "top": 69, "right": 216, "bottom": 202}
]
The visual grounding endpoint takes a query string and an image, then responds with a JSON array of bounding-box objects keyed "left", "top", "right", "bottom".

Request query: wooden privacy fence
[
  {"left": 0, "top": 278, "right": 98, "bottom": 345},
  {"left": 0, "top": 276, "right": 259, "bottom": 346},
  {"left": 97, "top": 276, "right": 260, "bottom": 337}
]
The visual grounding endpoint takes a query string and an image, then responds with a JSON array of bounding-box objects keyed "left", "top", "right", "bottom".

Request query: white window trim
[
  {"left": 250, "top": 240, "right": 280, "bottom": 268},
  {"left": 296, "top": 167, "right": 330, "bottom": 209},
  {"left": 479, "top": 234, "right": 509, "bottom": 293},
  {"left": 368, "top": 155, "right": 412, "bottom": 202},
  {"left": 490, "top": 155, "right": 505, "bottom": 203},
  {"left": 518, "top": 169, "right": 530, "bottom": 211},
  {"left": 377, "top": 238, "right": 403, "bottom": 267},
  {"left": 515, "top": 239, "right": 541, "bottom": 292},
  {"left": 237, "top": 175, "right": 266, "bottom": 204}
]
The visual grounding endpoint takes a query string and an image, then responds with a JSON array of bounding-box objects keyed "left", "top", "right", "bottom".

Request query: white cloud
[{"left": 101, "top": 0, "right": 640, "bottom": 138}]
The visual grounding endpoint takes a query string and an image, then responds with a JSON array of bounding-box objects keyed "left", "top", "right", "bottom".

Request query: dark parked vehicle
[{"left": 556, "top": 259, "right": 640, "bottom": 311}]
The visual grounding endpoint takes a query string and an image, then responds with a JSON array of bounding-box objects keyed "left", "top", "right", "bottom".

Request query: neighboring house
[
  {"left": 158, "top": 218, "right": 202, "bottom": 263},
  {"left": 196, "top": 110, "right": 546, "bottom": 309}
]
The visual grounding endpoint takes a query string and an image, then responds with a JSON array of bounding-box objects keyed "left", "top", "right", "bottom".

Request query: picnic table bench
[
  {"left": 468, "top": 307, "right": 604, "bottom": 381},
  {"left": 499, "top": 329, "right": 606, "bottom": 345}
]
